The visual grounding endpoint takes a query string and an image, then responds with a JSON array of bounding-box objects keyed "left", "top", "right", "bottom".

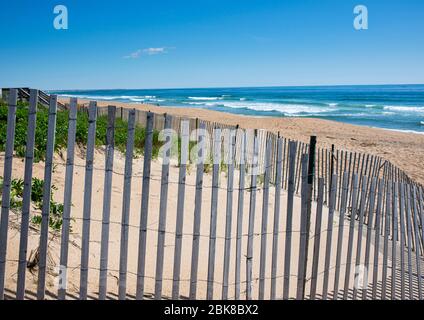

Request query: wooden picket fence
[{"left": 0, "top": 88, "right": 423, "bottom": 300}]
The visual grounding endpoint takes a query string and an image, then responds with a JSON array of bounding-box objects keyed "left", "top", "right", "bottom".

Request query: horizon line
[{"left": 46, "top": 82, "right": 424, "bottom": 92}]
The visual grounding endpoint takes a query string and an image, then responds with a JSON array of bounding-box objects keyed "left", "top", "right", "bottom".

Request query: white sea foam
[
  {"left": 328, "top": 103, "right": 338, "bottom": 107},
  {"left": 188, "top": 96, "right": 222, "bottom": 100},
  {"left": 383, "top": 105, "right": 424, "bottom": 113},
  {"left": 217, "top": 101, "right": 331, "bottom": 114},
  {"left": 60, "top": 94, "right": 120, "bottom": 100},
  {"left": 374, "top": 127, "right": 424, "bottom": 135},
  {"left": 420, "top": 121, "right": 424, "bottom": 126},
  {"left": 60, "top": 94, "right": 160, "bottom": 101},
  {"left": 365, "top": 104, "right": 376, "bottom": 108}
]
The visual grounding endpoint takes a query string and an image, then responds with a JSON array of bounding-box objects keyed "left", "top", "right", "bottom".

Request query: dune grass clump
[{"left": 0, "top": 101, "right": 163, "bottom": 162}]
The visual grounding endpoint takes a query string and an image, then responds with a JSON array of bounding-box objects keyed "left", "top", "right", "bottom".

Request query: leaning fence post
[
  {"left": 411, "top": 186, "right": 423, "bottom": 300},
  {"left": 371, "top": 179, "right": 384, "bottom": 299},
  {"left": 381, "top": 180, "right": 392, "bottom": 300},
  {"left": 222, "top": 128, "right": 236, "bottom": 300},
  {"left": 309, "top": 178, "right": 324, "bottom": 300},
  {"left": 296, "top": 154, "right": 309, "bottom": 300},
  {"left": 16, "top": 89, "right": 38, "bottom": 300},
  {"left": 259, "top": 138, "right": 272, "bottom": 300},
  {"left": 0, "top": 89, "right": 17, "bottom": 300},
  {"left": 98, "top": 106, "right": 116, "bottom": 300},
  {"left": 301, "top": 136, "right": 316, "bottom": 298},
  {"left": 362, "top": 178, "right": 377, "bottom": 300},
  {"left": 322, "top": 174, "right": 337, "bottom": 300},
  {"left": 283, "top": 141, "right": 297, "bottom": 300},
  {"left": 270, "top": 136, "right": 283, "bottom": 300},
  {"left": 57, "top": 97, "right": 78, "bottom": 300},
  {"left": 136, "top": 111, "right": 154, "bottom": 300},
  {"left": 36, "top": 95, "right": 58, "bottom": 300},
  {"left": 234, "top": 130, "right": 246, "bottom": 300},
  {"left": 78, "top": 101, "right": 97, "bottom": 300},
  {"left": 172, "top": 119, "right": 190, "bottom": 300},
  {"left": 329, "top": 144, "right": 335, "bottom": 201},
  {"left": 118, "top": 109, "right": 136, "bottom": 300},
  {"left": 189, "top": 122, "right": 206, "bottom": 300},
  {"left": 246, "top": 130, "right": 259, "bottom": 300},
  {"left": 404, "top": 184, "right": 414, "bottom": 299},
  {"left": 206, "top": 126, "right": 221, "bottom": 300},
  {"left": 333, "top": 172, "right": 349, "bottom": 300},
  {"left": 398, "top": 183, "right": 406, "bottom": 300},
  {"left": 352, "top": 177, "right": 368, "bottom": 300},
  {"left": 390, "top": 181, "right": 399, "bottom": 300},
  {"left": 343, "top": 174, "right": 359, "bottom": 300},
  {"left": 155, "top": 114, "right": 172, "bottom": 300}
]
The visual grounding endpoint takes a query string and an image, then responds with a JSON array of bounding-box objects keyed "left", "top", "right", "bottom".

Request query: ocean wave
[
  {"left": 59, "top": 94, "right": 158, "bottom": 102},
  {"left": 60, "top": 94, "right": 120, "bottom": 100},
  {"left": 188, "top": 96, "right": 222, "bottom": 101},
  {"left": 420, "top": 121, "right": 424, "bottom": 126},
  {"left": 365, "top": 104, "right": 376, "bottom": 108},
  {"left": 375, "top": 127, "right": 424, "bottom": 135},
  {"left": 383, "top": 105, "right": 424, "bottom": 113},
  {"left": 328, "top": 103, "right": 338, "bottom": 107},
  {"left": 216, "top": 101, "right": 332, "bottom": 114}
]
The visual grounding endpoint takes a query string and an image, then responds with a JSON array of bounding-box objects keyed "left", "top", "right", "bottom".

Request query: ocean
[{"left": 51, "top": 84, "right": 424, "bottom": 134}]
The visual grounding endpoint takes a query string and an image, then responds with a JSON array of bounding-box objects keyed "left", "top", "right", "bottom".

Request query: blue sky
[{"left": 0, "top": 0, "right": 423, "bottom": 89}]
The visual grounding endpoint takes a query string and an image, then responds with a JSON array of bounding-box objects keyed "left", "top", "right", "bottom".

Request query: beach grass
[{"left": 0, "top": 100, "right": 164, "bottom": 163}]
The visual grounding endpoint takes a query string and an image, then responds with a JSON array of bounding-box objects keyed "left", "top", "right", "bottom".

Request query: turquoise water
[{"left": 51, "top": 84, "right": 424, "bottom": 133}]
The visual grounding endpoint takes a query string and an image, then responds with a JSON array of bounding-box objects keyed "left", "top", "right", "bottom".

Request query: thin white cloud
[{"left": 124, "top": 47, "right": 170, "bottom": 59}]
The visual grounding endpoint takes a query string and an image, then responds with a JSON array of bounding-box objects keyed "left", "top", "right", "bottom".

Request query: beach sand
[
  {"left": 3, "top": 146, "right": 406, "bottom": 300},
  {"left": 66, "top": 98, "right": 424, "bottom": 186}
]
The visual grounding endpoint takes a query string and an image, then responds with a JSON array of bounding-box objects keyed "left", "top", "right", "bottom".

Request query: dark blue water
[{"left": 51, "top": 84, "right": 424, "bottom": 133}]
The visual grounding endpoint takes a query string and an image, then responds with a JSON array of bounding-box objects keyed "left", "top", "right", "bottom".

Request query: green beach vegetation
[{"left": 0, "top": 99, "right": 164, "bottom": 231}]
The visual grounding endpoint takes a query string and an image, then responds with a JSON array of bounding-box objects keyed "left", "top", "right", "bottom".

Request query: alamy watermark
[
  {"left": 53, "top": 5, "right": 68, "bottom": 30},
  {"left": 354, "top": 5, "right": 368, "bottom": 30}
]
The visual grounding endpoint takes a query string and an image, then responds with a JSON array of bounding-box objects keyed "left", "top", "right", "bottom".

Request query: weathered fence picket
[
  {"left": 136, "top": 112, "right": 154, "bottom": 300},
  {"left": 0, "top": 89, "right": 18, "bottom": 300},
  {"left": 172, "top": 120, "right": 190, "bottom": 300},
  {"left": 333, "top": 172, "right": 349, "bottom": 299},
  {"left": 270, "top": 136, "right": 283, "bottom": 300},
  {"left": 99, "top": 106, "right": 116, "bottom": 300},
  {"left": 259, "top": 138, "right": 272, "bottom": 300},
  {"left": 234, "top": 130, "right": 246, "bottom": 300},
  {"left": 189, "top": 122, "right": 206, "bottom": 300},
  {"left": 57, "top": 97, "right": 78, "bottom": 300},
  {"left": 362, "top": 178, "right": 377, "bottom": 300},
  {"left": 37, "top": 95, "right": 59, "bottom": 300},
  {"left": 246, "top": 131, "right": 259, "bottom": 300},
  {"left": 155, "top": 114, "right": 172, "bottom": 300},
  {"left": 283, "top": 141, "right": 297, "bottom": 300},
  {"left": 296, "top": 154, "right": 309, "bottom": 300},
  {"left": 78, "top": 101, "right": 97, "bottom": 300},
  {"left": 343, "top": 174, "right": 359, "bottom": 300},
  {"left": 322, "top": 174, "right": 337, "bottom": 300},
  {"left": 222, "top": 128, "right": 236, "bottom": 300},
  {"left": 118, "top": 109, "right": 136, "bottom": 300},
  {"left": 16, "top": 89, "right": 38, "bottom": 300},
  {"left": 310, "top": 178, "right": 324, "bottom": 300},
  {"left": 372, "top": 179, "right": 384, "bottom": 300}
]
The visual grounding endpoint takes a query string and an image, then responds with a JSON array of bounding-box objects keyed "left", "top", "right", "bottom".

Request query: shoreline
[{"left": 59, "top": 97, "right": 424, "bottom": 185}]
